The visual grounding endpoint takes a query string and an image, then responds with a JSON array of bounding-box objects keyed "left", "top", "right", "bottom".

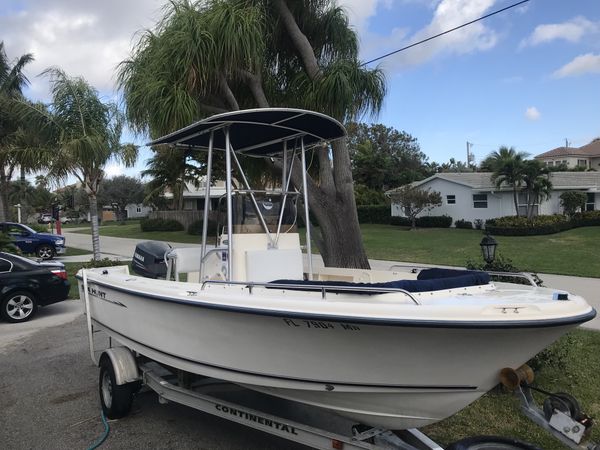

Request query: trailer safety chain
[{"left": 86, "top": 411, "right": 110, "bottom": 450}]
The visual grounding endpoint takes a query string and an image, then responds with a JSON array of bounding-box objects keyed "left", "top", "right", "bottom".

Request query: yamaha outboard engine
[{"left": 131, "top": 241, "right": 172, "bottom": 279}]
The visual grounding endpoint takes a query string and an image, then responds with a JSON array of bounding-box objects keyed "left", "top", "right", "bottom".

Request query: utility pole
[{"left": 565, "top": 138, "right": 570, "bottom": 148}]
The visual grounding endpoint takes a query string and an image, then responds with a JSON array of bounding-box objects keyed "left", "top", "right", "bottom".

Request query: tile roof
[{"left": 535, "top": 139, "right": 600, "bottom": 159}]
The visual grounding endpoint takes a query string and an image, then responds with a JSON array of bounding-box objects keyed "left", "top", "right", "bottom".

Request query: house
[
  {"left": 386, "top": 172, "right": 600, "bottom": 224},
  {"left": 535, "top": 139, "right": 600, "bottom": 170},
  {"left": 163, "top": 180, "right": 227, "bottom": 211},
  {"left": 125, "top": 204, "right": 153, "bottom": 219}
]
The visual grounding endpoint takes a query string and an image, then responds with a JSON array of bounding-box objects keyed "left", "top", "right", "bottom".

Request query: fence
[{"left": 148, "top": 210, "right": 202, "bottom": 230}]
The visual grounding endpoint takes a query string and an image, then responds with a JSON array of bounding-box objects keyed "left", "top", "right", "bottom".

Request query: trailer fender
[{"left": 99, "top": 347, "right": 139, "bottom": 385}]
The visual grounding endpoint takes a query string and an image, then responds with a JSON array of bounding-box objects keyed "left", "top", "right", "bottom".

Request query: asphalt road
[{"left": 0, "top": 309, "right": 309, "bottom": 450}]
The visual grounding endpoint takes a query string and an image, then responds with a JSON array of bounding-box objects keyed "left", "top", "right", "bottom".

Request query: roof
[
  {"left": 535, "top": 139, "right": 600, "bottom": 159},
  {"left": 148, "top": 108, "right": 346, "bottom": 158},
  {"left": 385, "top": 171, "right": 600, "bottom": 194}
]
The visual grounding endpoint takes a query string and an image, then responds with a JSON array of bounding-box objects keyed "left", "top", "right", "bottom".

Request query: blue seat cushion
[{"left": 270, "top": 269, "right": 489, "bottom": 294}]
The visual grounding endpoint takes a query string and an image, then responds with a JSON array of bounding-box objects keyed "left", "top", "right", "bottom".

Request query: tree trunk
[
  {"left": 284, "top": 140, "right": 370, "bottom": 269},
  {"left": 273, "top": 0, "right": 322, "bottom": 80},
  {"left": 411, "top": 217, "right": 416, "bottom": 230},
  {"left": 0, "top": 177, "right": 10, "bottom": 221},
  {"left": 88, "top": 193, "right": 102, "bottom": 261},
  {"left": 512, "top": 186, "right": 519, "bottom": 217}
]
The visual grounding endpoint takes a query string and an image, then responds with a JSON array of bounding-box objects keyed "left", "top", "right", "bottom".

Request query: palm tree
[
  {"left": 13, "top": 68, "right": 137, "bottom": 260},
  {"left": 487, "top": 146, "right": 528, "bottom": 217},
  {"left": 142, "top": 147, "right": 204, "bottom": 210},
  {"left": 117, "top": 0, "right": 385, "bottom": 268},
  {"left": 522, "top": 159, "right": 552, "bottom": 219},
  {"left": 0, "top": 42, "right": 34, "bottom": 221}
]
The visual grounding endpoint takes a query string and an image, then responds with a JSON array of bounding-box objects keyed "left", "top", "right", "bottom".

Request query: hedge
[
  {"left": 390, "top": 215, "right": 452, "bottom": 228},
  {"left": 455, "top": 219, "right": 473, "bottom": 229},
  {"left": 140, "top": 218, "right": 184, "bottom": 232},
  {"left": 357, "top": 205, "right": 390, "bottom": 224},
  {"left": 485, "top": 212, "right": 600, "bottom": 236}
]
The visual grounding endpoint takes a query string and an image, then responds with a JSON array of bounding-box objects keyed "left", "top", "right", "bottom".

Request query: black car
[{"left": 0, "top": 252, "right": 70, "bottom": 323}]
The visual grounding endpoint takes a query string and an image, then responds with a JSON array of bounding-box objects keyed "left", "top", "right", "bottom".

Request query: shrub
[
  {"left": 485, "top": 214, "right": 573, "bottom": 236},
  {"left": 455, "top": 219, "right": 473, "bottom": 229},
  {"left": 466, "top": 253, "right": 543, "bottom": 286},
  {"left": 474, "top": 219, "right": 484, "bottom": 230},
  {"left": 390, "top": 215, "right": 452, "bottom": 228},
  {"left": 81, "top": 258, "right": 128, "bottom": 269},
  {"left": 0, "top": 232, "right": 19, "bottom": 253},
  {"left": 140, "top": 218, "right": 184, "bottom": 232},
  {"left": 560, "top": 191, "right": 586, "bottom": 216},
  {"left": 357, "top": 205, "right": 390, "bottom": 224},
  {"left": 390, "top": 216, "right": 411, "bottom": 226},
  {"left": 573, "top": 210, "right": 600, "bottom": 227},
  {"left": 415, "top": 215, "right": 452, "bottom": 228},
  {"left": 187, "top": 219, "right": 219, "bottom": 236}
]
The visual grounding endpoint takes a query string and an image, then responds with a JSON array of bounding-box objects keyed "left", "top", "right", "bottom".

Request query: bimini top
[{"left": 148, "top": 108, "right": 346, "bottom": 157}]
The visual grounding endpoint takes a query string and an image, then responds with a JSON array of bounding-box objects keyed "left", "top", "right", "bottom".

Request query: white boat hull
[{"left": 79, "top": 271, "right": 592, "bottom": 429}]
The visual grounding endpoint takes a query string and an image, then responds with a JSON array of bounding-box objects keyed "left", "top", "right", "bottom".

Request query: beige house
[{"left": 535, "top": 139, "right": 600, "bottom": 170}]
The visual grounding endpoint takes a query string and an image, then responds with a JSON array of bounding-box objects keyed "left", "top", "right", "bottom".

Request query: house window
[
  {"left": 546, "top": 161, "right": 554, "bottom": 167},
  {"left": 136, "top": 206, "right": 142, "bottom": 213},
  {"left": 473, "top": 194, "right": 488, "bottom": 208},
  {"left": 562, "top": 160, "right": 568, "bottom": 165},
  {"left": 517, "top": 192, "right": 539, "bottom": 217},
  {"left": 446, "top": 195, "right": 456, "bottom": 205},
  {"left": 586, "top": 193, "right": 595, "bottom": 211},
  {"left": 577, "top": 159, "right": 588, "bottom": 168}
]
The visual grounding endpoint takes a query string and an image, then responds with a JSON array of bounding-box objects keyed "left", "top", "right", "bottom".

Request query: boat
[{"left": 78, "top": 108, "right": 596, "bottom": 430}]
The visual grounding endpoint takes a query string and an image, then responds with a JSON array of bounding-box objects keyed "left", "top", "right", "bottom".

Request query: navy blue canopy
[{"left": 148, "top": 108, "right": 346, "bottom": 158}]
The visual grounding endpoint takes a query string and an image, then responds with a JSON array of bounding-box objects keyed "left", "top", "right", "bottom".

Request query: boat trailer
[{"left": 86, "top": 325, "right": 598, "bottom": 450}]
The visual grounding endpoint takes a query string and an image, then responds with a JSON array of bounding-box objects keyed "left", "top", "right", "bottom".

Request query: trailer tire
[
  {"left": 446, "top": 436, "right": 541, "bottom": 450},
  {"left": 99, "top": 357, "right": 135, "bottom": 419}
]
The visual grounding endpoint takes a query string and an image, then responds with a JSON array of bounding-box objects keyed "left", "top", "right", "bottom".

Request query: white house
[
  {"left": 535, "top": 139, "right": 600, "bottom": 170},
  {"left": 386, "top": 172, "right": 600, "bottom": 224},
  {"left": 125, "top": 203, "right": 153, "bottom": 219}
]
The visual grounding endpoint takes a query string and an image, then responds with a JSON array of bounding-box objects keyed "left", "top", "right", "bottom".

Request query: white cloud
[
  {"left": 103, "top": 163, "right": 125, "bottom": 179},
  {"left": 525, "top": 106, "right": 540, "bottom": 121},
  {"left": 520, "top": 16, "right": 599, "bottom": 48},
  {"left": 0, "top": 0, "right": 165, "bottom": 100},
  {"left": 361, "top": 0, "right": 499, "bottom": 71},
  {"left": 553, "top": 53, "right": 600, "bottom": 78}
]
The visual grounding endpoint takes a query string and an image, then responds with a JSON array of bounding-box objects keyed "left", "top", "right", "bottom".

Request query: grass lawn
[
  {"left": 70, "top": 221, "right": 600, "bottom": 277},
  {"left": 71, "top": 222, "right": 205, "bottom": 244},
  {"left": 359, "top": 224, "right": 600, "bottom": 278},
  {"left": 63, "top": 247, "right": 91, "bottom": 256}
]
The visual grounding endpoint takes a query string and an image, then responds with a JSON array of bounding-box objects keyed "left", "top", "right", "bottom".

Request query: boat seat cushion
[{"left": 270, "top": 269, "right": 489, "bottom": 294}]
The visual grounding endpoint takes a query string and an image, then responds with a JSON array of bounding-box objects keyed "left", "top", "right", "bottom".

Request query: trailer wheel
[
  {"left": 446, "top": 436, "right": 541, "bottom": 450},
  {"left": 99, "top": 357, "right": 135, "bottom": 419}
]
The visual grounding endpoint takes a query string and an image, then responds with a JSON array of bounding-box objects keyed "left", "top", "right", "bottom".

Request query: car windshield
[{"left": 18, "top": 224, "right": 37, "bottom": 234}]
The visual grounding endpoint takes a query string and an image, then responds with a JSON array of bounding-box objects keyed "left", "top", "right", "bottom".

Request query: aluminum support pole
[
  {"left": 300, "top": 138, "right": 313, "bottom": 280},
  {"left": 225, "top": 127, "right": 233, "bottom": 281},
  {"left": 199, "top": 131, "right": 214, "bottom": 281}
]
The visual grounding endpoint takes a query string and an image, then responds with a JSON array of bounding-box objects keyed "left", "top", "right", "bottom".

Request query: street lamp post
[{"left": 480, "top": 233, "right": 498, "bottom": 265}]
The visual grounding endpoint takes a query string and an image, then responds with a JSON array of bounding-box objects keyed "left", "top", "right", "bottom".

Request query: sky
[{"left": 1, "top": 0, "right": 599, "bottom": 179}]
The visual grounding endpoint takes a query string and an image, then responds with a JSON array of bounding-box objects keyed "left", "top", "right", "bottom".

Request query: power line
[{"left": 360, "top": 0, "right": 530, "bottom": 66}]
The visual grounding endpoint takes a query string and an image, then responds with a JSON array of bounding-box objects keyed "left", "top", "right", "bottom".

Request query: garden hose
[{"left": 86, "top": 411, "right": 110, "bottom": 450}]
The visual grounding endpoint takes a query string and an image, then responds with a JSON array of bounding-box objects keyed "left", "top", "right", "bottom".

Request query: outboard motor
[{"left": 131, "top": 241, "right": 172, "bottom": 279}]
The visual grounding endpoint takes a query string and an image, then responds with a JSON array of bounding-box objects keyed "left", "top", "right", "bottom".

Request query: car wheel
[
  {"left": 99, "top": 357, "right": 135, "bottom": 419},
  {"left": 36, "top": 245, "right": 55, "bottom": 260},
  {"left": 0, "top": 291, "right": 38, "bottom": 323}
]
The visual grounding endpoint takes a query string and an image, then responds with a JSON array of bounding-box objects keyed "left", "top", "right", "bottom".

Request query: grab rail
[
  {"left": 485, "top": 271, "right": 538, "bottom": 287},
  {"left": 200, "top": 280, "right": 421, "bottom": 305}
]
